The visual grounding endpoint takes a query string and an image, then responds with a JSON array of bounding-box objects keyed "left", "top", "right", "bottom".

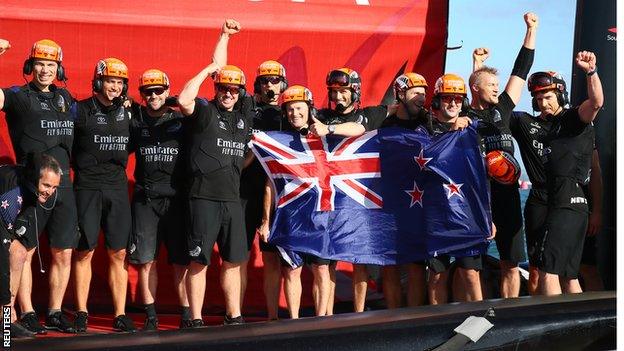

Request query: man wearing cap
[
  {"left": 0, "top": 38, "right": 78, "bottom": 334},
  {"left": 71, "top": 57, "right": 136, "bottom": 332},
  {"left": 510, "top": 51, "right": 603, "bottom": 295},
  {"left": 242, "top": 60, "right": 288, "bottom": 320},
  {"left": 1, "top": 153, "right": 62, "bottom": 338},
  {"left": 177, "top": 19, "right": 253, "bottom": 326},
  {"left": 128, "top": 69, "right": 191, "bottom": 330}
]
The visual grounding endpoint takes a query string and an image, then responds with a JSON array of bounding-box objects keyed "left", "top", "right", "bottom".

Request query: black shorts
[
  {"left": 530, "top": 180, "right": 589, "bottom": 278},
  {"left": 524, "top": 189, "right": 548, "bottom": 266},
  {"left": 129, "top": 195, "right": 190, "bottom": 265},
  {"left": 46, "top": 186, "right": 80, "bottom": 249},
  {"left": 1, "top": 229, "right": 10, "bottom": 305},
  {"left": 14, "top": 205, "right": 51, "bottom": 250},
  {"left": 490, "top": 182, "right": 526, "bottom": 263},
  {"left": 427, "top": 254, "right": 482, "bottom": 274},
  {"left": 75, "top": 188, "right": 132, "bottom": 251},
  {"left": 188, "top": 199, "right": 248, "bottom": 265}
]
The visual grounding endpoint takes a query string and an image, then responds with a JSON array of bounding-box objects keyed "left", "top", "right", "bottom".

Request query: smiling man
[
  {"left": 0, "top": 39, "right": 78, "bottom": 335},
  {"left": 71, "top": 57, "right": 135, "bottom": 333}
]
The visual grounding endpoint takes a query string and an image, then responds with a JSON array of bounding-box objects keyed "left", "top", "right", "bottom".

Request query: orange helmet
[
  {"left": 29, "top": 39, "right": 63, "bottom": 62},
  {"left": 139, "top": 69, "right": 170, "bottom": 89},
  {"left": 280, "top": 85, "right": 314, "bottom": 107},
  {"left": 257, "top": 60, "right": 286, "bottom": 78},
  {"left": 94, "top": 58, "right": 129, "bottom": 80},
  {"left": 433, "top": 73, "right": 467, "bottom": 96},
  {"left": 394, "top": 72, "right": 427, "bottom": 99},
  {"left": 326, "top": 67, "right": 361, "bottom": 103},
  {"left": 485, "top": 150, "right": 521, "bottom": 185},
  {"left": 528, "top": 71, "right": 567, "bottom": 95},
  {"left": 214, "top": 64, "right": 246, "bottom": 86}
]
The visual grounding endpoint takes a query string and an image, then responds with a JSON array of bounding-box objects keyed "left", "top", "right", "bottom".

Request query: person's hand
[
  {"left": 524, "top": 12, "right": 538, "bottom": 29},
  {"left": 0, "top": 39, "right": 10, "bottom": 56},
  {"left": 450, "top": 116, "right": 471, "bottom": 131},
  {"left": 576, "top": 51, "right": 597, "bottom": 73},
  {"left": 587, "top": 211, "right": 602, "bottom": 237},
  {"left": 472, "top": 47, "right": 489, "bottom": 65},
  {"left": 257, "top": 221, "right": 270, "bottom": 243},
  {"left": 487, "top": 222, "right": 497, "bottom": 240},
  {"left": 309, "top": 116, "right": 330, "bottom": 137},
  {"left": 222, "top": 19, "right": 241, "bottom": 35},
  {"left": 122, "top": 96, "right": 134, "bottom": 108}
]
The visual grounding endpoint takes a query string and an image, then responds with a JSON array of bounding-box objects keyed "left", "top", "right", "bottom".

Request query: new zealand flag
[{"left": 249, "top": 125, "right": 491, "bottom": 266}]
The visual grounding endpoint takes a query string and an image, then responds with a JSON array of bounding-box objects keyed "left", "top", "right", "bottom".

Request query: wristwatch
[{"left": 328, "top": 124, "right": 336, "bottom": 135}]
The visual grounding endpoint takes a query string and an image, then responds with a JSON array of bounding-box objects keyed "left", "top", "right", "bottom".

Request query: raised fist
[
  {"left": 524, "top": 12, "right": 538, "bottom": 28},
  {"left": 575, "top": 51, "right": 597, "bottom": 73},
  {"left": 0, "top": 39, "right": 10, "bottom": 56},
  {"left": 473, "top": 47, "right": 490, "bottom": 64},
  {"left": 222, "top": 19, "right": 241, "bottom": 35}
]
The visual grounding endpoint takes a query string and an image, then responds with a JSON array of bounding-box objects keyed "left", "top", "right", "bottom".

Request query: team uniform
[
  {"left": 1, "top": 83, "right": 79, "bottom": 249},
  {"left": 187, "top": 96, "right": 254, "bottom": 265},
  {"left": 425, "top": 118, "right": 483, "bottom": 273},
  {"left": 318, "top": 105, "right": 387, "bottom": 131},
  {"left": 240, "top": 102, "right": 284, "bottom": 252},
  {"left": 467, "top": 92, "right": 526, "bottom": 263},
  {"left": 128, "top": 104, "right": 189, "bottom": 265},
  {"left": 72, "top": 97, "right": 131, "bottom": 251},
  {"left": 511, "top": 108, "right": 592, "bottom": 278}
]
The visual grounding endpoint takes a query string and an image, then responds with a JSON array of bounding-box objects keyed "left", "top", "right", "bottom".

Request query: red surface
[{"left": 0, "top": 0, "right": 446, "bottom": 313}]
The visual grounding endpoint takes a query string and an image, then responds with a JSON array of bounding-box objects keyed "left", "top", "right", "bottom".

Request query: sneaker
[
  {"left": 74, "top": 311, "right": 88, "bottom": 333},
  {"left": 10, "top": 323, "right": 36, "bottom": 339},
  {"left": 142, "top": 316, "right": 159, "bottom": 331},
  {"left": 19, "top": 312, "right": 47, "bottom": 335},
  {"left": 223, "top": 315, "right": 244, "bottom": 325},
  {"left": 45, "top": 311, "right": 76, "bottom": 333},
  {"left": 190, "top": 319, "right": 204, "bottom": 328},
  {"left": 179, "top": 319, "right": 193, "bottom": 329},
  {"left": 112, "top": 314, "right": 137, "bottom": 333}
]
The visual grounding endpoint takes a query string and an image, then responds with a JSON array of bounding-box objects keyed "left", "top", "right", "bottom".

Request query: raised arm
[
  {"left": 576, "top": 51, "right": 604, "bottom": 123},
  {"left": 213, "top": 19, "right": 241, "bottom": 68},
  {"left": 472, "top": 47, "right": 489, "bottom": 72},
  {"left": 505, "top": 12, "right": 538, "bottom": 104},
  {"left": 0, "top": 38, "right": 11, "bottom": 110}
]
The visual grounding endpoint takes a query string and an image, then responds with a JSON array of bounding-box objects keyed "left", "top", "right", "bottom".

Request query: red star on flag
[
  {"left": 414, "top": 149, "right": 432, "bottom": 170},
  {"left": 443, "top": 182, "right": 463, "bottom": 199},
  {"left": 404, "top": 182, "right": 424, "bottom": 208}
]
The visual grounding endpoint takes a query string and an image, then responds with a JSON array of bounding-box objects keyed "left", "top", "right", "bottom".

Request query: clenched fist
[
  {"left": 576, "top": 51, "right": 597, "bottom": 73},
  {"left": 473, "top": 47, "right": 490, "bottom": 65},
  {"left": 0, "top": 39, "right": 10, "bottom": 56},
  {"left": 524, "top": 12, "right": 538, "bottom": 29},
  {"left": 222, "top": 19, "right": 241, "bottom": 35}
]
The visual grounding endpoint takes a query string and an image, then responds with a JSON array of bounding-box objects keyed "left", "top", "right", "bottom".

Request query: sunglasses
[
  {"left": 217, "top": 85, "right": 241, "bottom": 95},
  {"left": 326, "top": 70, "right": 350, "bottom": 87},
  {"left": 439, "top": 95, "right": 464, "bottom": 104},
  {"left": 528, "top": 72, "right": 558, "bottom": 92},
  {"left": 141, "top": 87, "right": 166, "bottom": 96},
  {"left": 259, "top": 76, "right": 282, "bottom": 85}
]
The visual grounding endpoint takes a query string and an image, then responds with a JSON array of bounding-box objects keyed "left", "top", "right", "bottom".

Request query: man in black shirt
[
  {"left": 1, "top": 38, "right": 78, "bottom": 334},
  {"left": 468, "top": 12, "right": 538, "bottom": 298},
  {"left": 510, "top": 51, "right": 603, "bottom": 295},
  {"left": 177, "top": 19, "right": 251, "bottom": 326},
  {"left": 128, "top": 69, "right": 190, "bottom": 330},
  {"left": 243, "top": 60, "right": 288, "bottom": 320},
  {"left": 313, "top": 67, "right": 387, "bottom": 313},
  {"left": 72, "top": 57, "right": 135, "bottom": 332},
  {"left": 1, "top": 153, "right": 62, "bottom": 339}
]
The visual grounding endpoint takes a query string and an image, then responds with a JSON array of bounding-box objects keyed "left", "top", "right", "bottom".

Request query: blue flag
[{"left": 249, "top": 125, "right": 491, "bottom": 266}]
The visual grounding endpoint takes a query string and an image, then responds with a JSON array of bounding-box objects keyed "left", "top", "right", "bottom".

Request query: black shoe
[
  {"left": 142, "top": 316, "right": 159, "bottom": 331},
  {"left": 223, "top": 315, "right": 244, "bottom": 325},
  {"left": 74, "top": 311, "right": 88, "bottom": 333},
  {"left": 190, "top": 319, "right": 204, "bottom": 328},
  {"left": 179, "top": 319, "right": 193, "bottom": 329},
  {"left": 45, "top": 311, "right": 76, "bottom": 333},
  {"left": 19, "top": 312, "right": 47, "bottom": 335},
  {"left": 113, "top": 314, "right": 137, "bottom": 333},
  {"left": 10, "top": 323, "right": 36, "bottom": 339}
]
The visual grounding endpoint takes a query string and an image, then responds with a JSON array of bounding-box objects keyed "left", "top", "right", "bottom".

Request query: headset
[
  {"left": 531, "top": 89, "right": 569, "bottom": 111},
  {"left": 23, "top": 58, "right": 66, "bottom": 81},
  {"left": 92, "top": 77, "right": 128, "bottom": 96},
  {"left": 430, "top": 94, "right": 469, "bottom": 111}
]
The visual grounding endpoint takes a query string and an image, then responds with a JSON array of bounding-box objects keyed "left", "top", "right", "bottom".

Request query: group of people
[{"left": 0, "top": 11, "right": 605, "bottom": 339}]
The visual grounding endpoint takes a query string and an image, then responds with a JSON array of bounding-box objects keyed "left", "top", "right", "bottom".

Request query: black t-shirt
[
  {"left": 129, "top": 104, "right": 187, "bottom": 197},
  {"left": 240, "top": 102, "right": 285, "bottom": 200},
  {"left": 1, "top": 83, "right": 75, "bottom": 187},
  {"left": 467, "top": 91, "right": 515, "bottom": 154},
  {"left": 380, "top": 114, "right": 427, "bottom": 130},
  {"left": 72, "top": 97, "right": 131, "bottom": 190},
  {"left": 318, "top": 105, "right": 387, "bottom": 131},
  {"left": 510, "top": 107, "right": 588, "bottom": 187},
  {"left": 188, "top": 95, "right": 254, "bottom": 201},
  {"left": 427, "top": 116, "right": 454, "bottom": 137}
]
